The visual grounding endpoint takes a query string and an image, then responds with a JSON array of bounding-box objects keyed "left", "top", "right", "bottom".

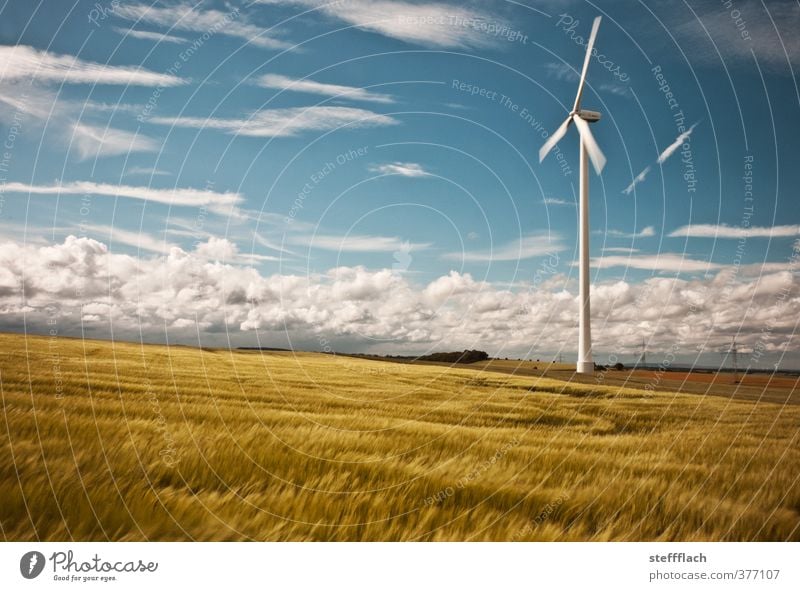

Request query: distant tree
[
  {"left": 418, "top": 350, "right": 489, "bottom": 364},
  {"left": 614, "top": 362, "right": 625, "bottom": 371}
]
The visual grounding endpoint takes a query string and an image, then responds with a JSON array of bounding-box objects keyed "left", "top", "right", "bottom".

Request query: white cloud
[
  {"left": 623, "top": 124, "right": 698, "bottom": 195},
  {"left": 1, "top": 235, "right": 798, "bottom": 360},
  {"left": 150, "top": 106, "right": 398, "bottom": 138},
  {"left": 112, "top": 3, "right": 290, "bottom": 50},
  {"left": 602, "top": 247, "right": 640, "bottom": 254},
  {"left": 622, "top": 166, "right": 650, "bottom": 195},
  {"left": 124, "top": 166, "right": 172, "bottom": 177},
  {"left": 291, "top": 234, "right": 431, "bottom": 253},
  {"left": 605, "top": 226, "right": 656, "bottom": 239},
  {"left": 71, "top": 122, "right": 158, "bottom": 160},
  {"left": 444, "top": 233, "right": 564, "bottom": 262},
  {"left": 84, "top": 224, "right": 177, "bottom": 255},
  {"left": 256, "top": 74, "right": 394, "bottom": 103},
  {"left": 113, "top": 27, "right": 188, "bottom": 44},
  {"left": 0, "top": 45, "right": 185, "bottom": 87},
  {"left": 657, "top": 122, "right": 699, "bottom": 164},
  {"left": 2, "top": 181, "right": 242, "bottom": 210},
  {"left": 590, "top": 253, "right": 720, "bottom": 273},
  {"left": 369, "top": 162, "right": 430, "bottom": 177},
  {"left": 0, "top": 82, "right": 160, "bottom": 160},
  {"left": 257, "top": 0, "right": 509, "bottom": 48},
  {"left": 669, "top": 224, "right": 800, "bottom": 239},
  {"left": 542, "top": 197, "right": 574, "bottom": 206}
]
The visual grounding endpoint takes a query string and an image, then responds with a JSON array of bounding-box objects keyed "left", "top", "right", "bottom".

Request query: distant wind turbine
[{"left": 539, "top": 16, "right": 607, "bottom": 375}]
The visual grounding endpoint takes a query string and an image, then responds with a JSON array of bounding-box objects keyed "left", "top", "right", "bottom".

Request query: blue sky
[{"left": 0, "top": 0, "right": 798, "bottom": 366}]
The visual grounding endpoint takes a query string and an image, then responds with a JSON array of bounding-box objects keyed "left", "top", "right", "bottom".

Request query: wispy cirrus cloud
[
  {"left": 291, "top": 233, "right": 431, "bottom": 253},
  {"left": 71, "top": 122, "right": 158, "bottom": 160},
  {"left": 124, "top": 166, "right": 172, "bottom": 177},
  {"left": 622, "top": 166, "right": 650, "bottom": 195},
  {"left": 0, "top": 45, "right": 185, "bottom": 87},
  {"left": 3, "top": 181, "right": 242, "bottom": 210},
  {"left": 369, "top": 162, "right": 430, "bottom": 177},
  {"left": 113, "top": 27, "right": 188, "bottom": 44},
  {"left": 83, "top": 224, "right": 177, "bottom": 255},
  {"left": 590, "top": 252, "right": 720, "bottom": 273},
  {"left": 542, "top": 197, "right": 573, "bottom": 206},
  {"left": 623, "top": 123, "right": 698, "bottom": 194},
  {"left": 669, "top": 223, "right": 800, "bottom": 239},
  {"left": 604, "top": 226, "right": 656, "bottom": 239},
  {"left": 256, "top": 74, "right": 394, "bottom": 103},
  {"left": 112, "top": 3, "right": 291, "bottom": 50},
  {"left": 0, "top": 83, "right": 161, "bottom": 160},
  {"left": 257, "top": 0, "right": 510, "bottom": 48},
  {"left": 657, "top": 122, "right": 698, "bottom": 163},
  {"left": 150, "top": 106, "right": 398, "bottom": 138},
  {"left": 443, "top": 233, "right": 564, "bottom": 262}
]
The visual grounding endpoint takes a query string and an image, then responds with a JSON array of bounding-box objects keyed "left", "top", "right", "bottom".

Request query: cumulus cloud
[
  {"left": 150, "top": 106, "right": 398, "bottom": 138},
  {"left": 669, "top": 224, "right": 800, "bottom": 239},
  {"left": 0, "top": 45, "right": 185, "bottom": 87},
  {"left": 1, "top": 236, "right": 797, "bottom": 361},
  {"left": 369, "top": 162, "right": 430, "bottom": 177},
  {"left": 256, "top": 74, "right": 394, "bottom": 103}
]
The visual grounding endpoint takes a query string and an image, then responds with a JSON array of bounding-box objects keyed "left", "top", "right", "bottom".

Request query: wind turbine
[{"left": 539, "top": 16, "right": 606, "bottom": 375}]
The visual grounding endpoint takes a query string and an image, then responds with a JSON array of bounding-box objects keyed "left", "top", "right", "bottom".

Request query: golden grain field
[{"left": 1, "top": 332, "right": 798, "bottom": 541}]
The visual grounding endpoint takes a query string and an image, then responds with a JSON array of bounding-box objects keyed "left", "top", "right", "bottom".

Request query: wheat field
[{"left": 1, "top": 332, "right": 798, "bottom": 541}]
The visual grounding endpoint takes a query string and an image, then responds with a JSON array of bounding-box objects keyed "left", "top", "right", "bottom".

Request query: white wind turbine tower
[{"left": 539, "top": 16, "right": 607, "bottom": 375}]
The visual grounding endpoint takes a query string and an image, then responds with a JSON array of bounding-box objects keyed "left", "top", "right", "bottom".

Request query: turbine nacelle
[{"left": 577, "top": 109, "right": 601, "bottom": 123}]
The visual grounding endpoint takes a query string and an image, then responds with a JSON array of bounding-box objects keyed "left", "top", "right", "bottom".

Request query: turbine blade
[
  {"left": 572, "top": 114, "right": 606, "bottom": 174},
  {"left": 539, "top": 117, "right": 572, "bottom": 162},
  {"left": 572, "top": 16, "right": 602, "bottom": 113}
]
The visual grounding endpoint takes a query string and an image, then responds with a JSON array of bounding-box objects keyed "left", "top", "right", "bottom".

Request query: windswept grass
[{"left": 1, "top": 332, "right": 798, "bottom": 541}]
